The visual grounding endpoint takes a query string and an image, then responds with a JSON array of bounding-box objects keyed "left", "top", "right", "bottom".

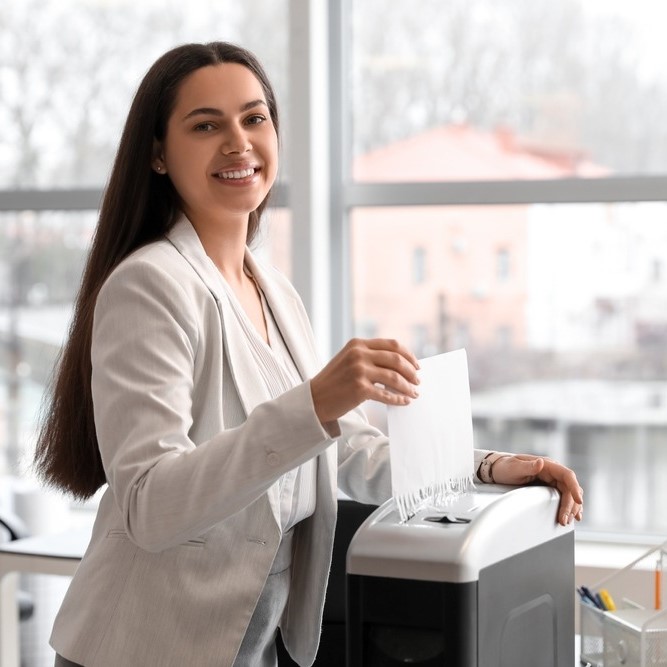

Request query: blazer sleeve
[{"left": 91, "top": 256, "right": 334, "bottom": 552}]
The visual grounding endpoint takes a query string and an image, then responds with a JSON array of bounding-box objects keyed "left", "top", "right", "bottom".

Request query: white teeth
[{"left": 218, "top": 168, "right": 255, "bottom": 179}]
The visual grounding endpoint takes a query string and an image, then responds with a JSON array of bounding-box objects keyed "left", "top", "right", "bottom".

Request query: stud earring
[{"left": 155, "top": 166, "right": 162, "bottom": 172}]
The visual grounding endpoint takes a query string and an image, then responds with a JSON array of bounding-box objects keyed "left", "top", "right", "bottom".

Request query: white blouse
[{"left": 220, "top": 268, "right": 317, "bottom": 533}]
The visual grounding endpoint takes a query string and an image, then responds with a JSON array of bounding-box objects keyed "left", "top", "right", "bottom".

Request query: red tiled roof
[{"left": 353, "top": 124, "right": 609, "bottom": 181}]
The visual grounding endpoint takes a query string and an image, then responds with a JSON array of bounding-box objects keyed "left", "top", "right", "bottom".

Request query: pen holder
[
  {"left": 579, "top": 540, "right": 667, "bottom": 667},
  {"left": 603, "top": 608, "right": 667, "bottom": 666},
  {"left": 580, "top": 602, "right": 605, "bottom": 667}
]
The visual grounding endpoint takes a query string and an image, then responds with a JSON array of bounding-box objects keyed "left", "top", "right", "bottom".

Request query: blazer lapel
[{"left": 166, "top": 218, "right": 273, "bottom": 418}]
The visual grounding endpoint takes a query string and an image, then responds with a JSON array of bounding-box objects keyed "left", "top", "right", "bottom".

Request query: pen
[
  {"left": 599, "top": 588, "right": 616, "bottom": 611},
  {"left": 579, "top": 586, "right": 603, "bottom": 610},
  {"left": 656, "top": 554, "right": 663, "bottom": 610},
  {"left": 577, "top": 588, "right": 595, "bottom": 607}
]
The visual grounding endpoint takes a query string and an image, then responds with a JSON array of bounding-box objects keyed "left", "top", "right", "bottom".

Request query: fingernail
[{"left": 562, "top": 513, "right": 569, "bottom": 525}]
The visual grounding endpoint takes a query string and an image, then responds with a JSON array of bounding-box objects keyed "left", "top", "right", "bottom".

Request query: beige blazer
[{"left": 50, "top": 217, "right": 394, "bottom": 667}]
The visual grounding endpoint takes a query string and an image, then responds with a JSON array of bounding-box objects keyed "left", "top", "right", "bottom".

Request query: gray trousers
[{"left": 54, "top": 529, "right": 295, "bottom": 667}]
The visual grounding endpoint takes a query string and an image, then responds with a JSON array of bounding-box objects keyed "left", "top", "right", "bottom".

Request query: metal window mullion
[
  {"left": 344, "top": 176, "right": 667, "bottom": 208},
  {"left": 0, "top": 189, "right": 103, "bottom": 212},
  {"left": 287, "top": 0, "right": 331, "bottom": 358},
  {"left": 328, "top": 0, "right": 351, "bottom": 354}
]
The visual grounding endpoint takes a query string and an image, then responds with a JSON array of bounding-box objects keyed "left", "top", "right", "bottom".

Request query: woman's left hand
[{"left": 491, "top": 454, "right": 584, "bottom": 527}]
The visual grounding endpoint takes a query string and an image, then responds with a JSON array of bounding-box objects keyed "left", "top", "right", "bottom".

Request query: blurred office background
[{"left": 2, "top": 0, "right": 667, "bottom": 663}]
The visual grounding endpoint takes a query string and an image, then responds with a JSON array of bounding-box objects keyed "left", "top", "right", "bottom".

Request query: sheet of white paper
[{"left": 387, "top": 348, "right": 474, "bottom": 521}]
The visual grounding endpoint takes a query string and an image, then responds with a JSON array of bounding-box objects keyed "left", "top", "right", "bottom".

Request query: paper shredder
[{"left": 346, "top": 485, "right": 574, "bottom": 666}]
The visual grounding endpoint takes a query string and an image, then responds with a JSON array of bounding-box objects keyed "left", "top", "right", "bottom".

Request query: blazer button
[{"left": 267, "top": 452, "right": 280, "bottom": 466}]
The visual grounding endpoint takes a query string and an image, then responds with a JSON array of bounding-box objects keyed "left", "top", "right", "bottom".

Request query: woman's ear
[{"left": 152, "top": 139, "right": 166, "bottom": 174}]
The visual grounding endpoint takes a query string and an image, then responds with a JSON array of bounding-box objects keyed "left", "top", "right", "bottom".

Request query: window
[
  {"left": 342, "top": 0, "right": 667, "bottom": 540},
  {"left": 350, "top": 0, "right": 667, "bottom": 182},
  {"left": 0, "top": 0, "right": 291, "bottom": 479},
  {"left": 0, "top": 0, "right": 289, "bottom": 190},
  {"left": 0, "top": 210, "right": 94, "bottom": 472},
  {"left": 4, "top": 0, "right": 667, "bottom": 545}
]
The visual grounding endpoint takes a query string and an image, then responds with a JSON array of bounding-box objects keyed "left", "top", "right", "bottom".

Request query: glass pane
[
  {"left": 0, "top": 0, "right": 287, "bottom": 189},
  {"left": 0, "top": 210, "right": 94, "bottom": 474},
  {"left": 0, "top": 207, "right": 290, "bottom": 476},
  {"left": 351, "top": 0, "right": 667, "bottom": 181},
  {"left": 351, "top": 202, "right": 667, "bottom": 535}
]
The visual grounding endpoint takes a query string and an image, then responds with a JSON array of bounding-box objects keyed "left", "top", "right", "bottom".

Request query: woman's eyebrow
[{"left": 181, "top": 99, "right": 268, "bottom": 121}]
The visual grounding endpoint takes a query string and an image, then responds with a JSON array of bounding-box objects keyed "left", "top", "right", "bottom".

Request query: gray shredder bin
[{"left": 346, "top": 485, "right": 574, "bottom": 667}]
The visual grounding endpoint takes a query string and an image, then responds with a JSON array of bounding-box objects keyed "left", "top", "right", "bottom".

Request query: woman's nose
[{"left": 221, "top": 124, "right": 250, "bottom": 154}]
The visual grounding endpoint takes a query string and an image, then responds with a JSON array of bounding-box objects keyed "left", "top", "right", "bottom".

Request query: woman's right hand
[{"left": 310, "top": 338, "right": 420, "bottom": 425}]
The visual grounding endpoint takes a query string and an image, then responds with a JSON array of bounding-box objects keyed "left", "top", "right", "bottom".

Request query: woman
[{"left": 35, "top": 42, "right": 583, "bottom": 667}]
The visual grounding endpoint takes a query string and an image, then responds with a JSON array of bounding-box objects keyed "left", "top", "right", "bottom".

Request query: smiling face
[{"left": 153, "top": 62, "right": 278, "bottom": 236}]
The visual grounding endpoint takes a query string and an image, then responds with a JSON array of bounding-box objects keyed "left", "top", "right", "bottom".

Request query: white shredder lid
[{"left": 346, "top": 484, "right": 573, "bottom": 583}]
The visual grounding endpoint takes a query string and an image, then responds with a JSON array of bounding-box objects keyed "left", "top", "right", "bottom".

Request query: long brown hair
[{"left": 34, "top": 42, "right": 280, "bottom": 499}]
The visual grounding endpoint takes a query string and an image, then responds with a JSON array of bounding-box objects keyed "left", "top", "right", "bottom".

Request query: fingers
[
  {"left": 311, "top": 338, "right": 421, "bottom": 424},
  {"left": 557, "top": 474, "right": 584, "bottom": 525},
  {"left": 350, "top": 338, "right": 420, "bottom": 389},
  {"left": 346, "top": 338, "right": 420, "bottom": 410},
  {"left": 356, "top": 339, "right": 420, "bottom": 398},
  {"left": 558, "top": 498, "right": 584, "bottom": 526},
  {"left": 365, "top": 351, "right": 420, "bottom": 398},
  {"left": 365, "top": 338, "right": 421, "bottom": 372},
  {"left": 540, "top": 460, "right": 584, "bottom": 526}
]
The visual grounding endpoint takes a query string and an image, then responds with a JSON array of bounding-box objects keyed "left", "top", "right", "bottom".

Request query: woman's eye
[
  {"left": 245, "top": 114, "right": 266, "bottom": 126},
  {"left": 194, "top": 122, "right": 216, "bottom": 132}
]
